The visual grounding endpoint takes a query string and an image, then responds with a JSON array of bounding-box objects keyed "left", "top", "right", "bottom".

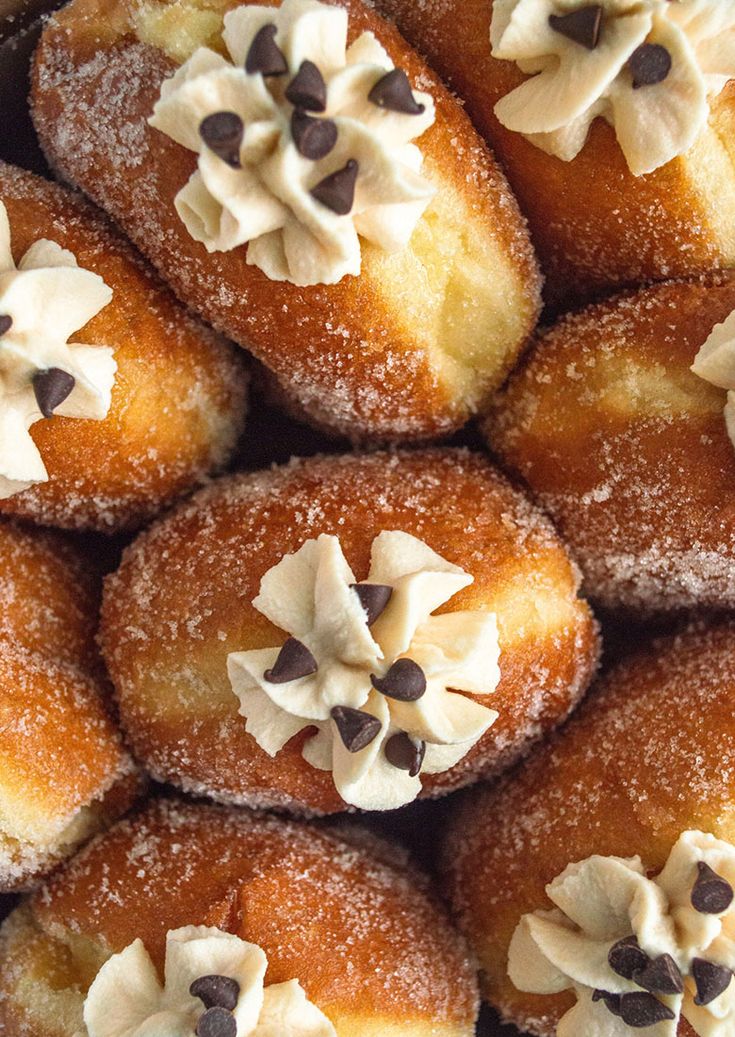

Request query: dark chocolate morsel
[
  {"left": 548, "top": 5, "right": 602, "bottom": 50},
  {"left": 264, "top": 637, "right": 318, "bottom": 683},
  {"left": 0, "top": 315, "right": 12, "bottom": 336},
  {"left": 592, "top": 989, "right": 622, "bottom": 1017},
  {"left": 691, "top": 861, "right": 734, "bottom": 914},
  {"left": 311, "top": 160, "right": 359, "bottom": 216},
  {"left": 371, "top": 658, "right": 426, "bottom": 701},
  {"left": 245, "top": 24, "right": 288, "bottom": 77},
  {"left": 632, "top": 953, "right": 683, "bottom": 995},
  {"left": 33, "top": 368, "right": 75, "bottom": 419},
  {"left": 384, "top": 732, "right": 426, "bottom": 777},
  {"left": 199, "top": 112, "right": 244, "bottom": 168},
  {"left": 350, "top": 583, "right": 393, "bottom": 626},
  {"left": 190, "top": 975, "right": 241, "bottom": 1011},
  {"left": 291, "top": 110, "right": 338, "bottom": 160},
  {"left": 331, "top": 705, "right": 382, "bottom": 753},
  {"left": 195, "top": 1007, "right": 237, "bottom": 1037},
  {"left": 692, "top": 957, "right": 733, "bottom": 1006},
  {"left": 619, "top": 992, "right": 675, "bottom": 1028},
  {"left": 608, "top": 936, "right": 649, "bottom": 980},
  {"left": 285, "top": 60, "right": 327, "bottom": 112},
  {"left": 629, "top": 43, "right": 672, "bottom": 89},
  {"left": 368, "top": 69, "right": 425, "bottom": 114}
]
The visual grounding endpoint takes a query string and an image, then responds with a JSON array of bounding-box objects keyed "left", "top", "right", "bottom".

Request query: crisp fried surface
[
  {"left": 0, "top": 798, "right": 479, "bottom": 1035},
  {"left": 31, "top": 0, "right": 541, "bottom": 441},
  {"left": 99, "top": 449, "right": 599, "bottom": 813},
  {"left": 375, "top": 0, "right": 735, "bottom": 308},
  {"left": 442, "top": 621, "right": 735, "bottom": 1036},
  {"left": 0, "top": 162, "right": 247, "bottom": 532},
  {"left": 485, "top": 274, "right": 735, "bottom": 614}
]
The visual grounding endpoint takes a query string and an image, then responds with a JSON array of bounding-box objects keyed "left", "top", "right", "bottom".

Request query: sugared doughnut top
[
  {"left": 509, "top": 830, "right": 735, "bottom": 1036},
  {"left": 227, "top": 529, "right": 500, "bottom": 811},
  {"left": 0, "top": 199, "right": 116, "bottom": 500},
  {"left": 490, "top": 1, "right": 735, "bottom": 175},
  {"left": 148, "top": 0, "right": 437, "bottom": 286}
]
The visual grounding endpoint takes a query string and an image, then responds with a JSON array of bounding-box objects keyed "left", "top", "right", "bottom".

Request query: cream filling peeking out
[{"left": 691, "top": 308, "right": 735, "bottom": 447}]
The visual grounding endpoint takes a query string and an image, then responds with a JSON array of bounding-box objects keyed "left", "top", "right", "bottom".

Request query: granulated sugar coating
[
  {"left": 442, "top": 620, "right": 735, "bottom": 1036},
  {"left": 486, "top": 276, "right": 735, "bottom": 615},
  {"left": 0, "top": 798, "right": 479, "bottom": 1035},
  {"left": 99, "top": 448, "right": 599, "bottom": 815}
]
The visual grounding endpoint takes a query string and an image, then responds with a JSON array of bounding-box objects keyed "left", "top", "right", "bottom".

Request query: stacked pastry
[{"left": 0, "top": 1, "right": 733, "bottom": 1035}]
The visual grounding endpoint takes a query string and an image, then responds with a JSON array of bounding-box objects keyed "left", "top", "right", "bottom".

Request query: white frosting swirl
[
  {"left": 508, "top": 831, "right": 735, "bottom": 1037},
  {"left": 80, "top": 925, "right": 336, "bottom": 1037},
  {"left": 0, "top": 200, "right": 116, "bottom": 500},
  {"left": 490, "top": 0, "right": 735, "bottom": 176},
  {"left": 149, "top": 0, "right": 436, "bottom": 286},
  {"left": 692, "top": 309, "right": 735, "bottom": 449},
  {"left": 227, "top": 531, "right": 500, "bottom": 811}
]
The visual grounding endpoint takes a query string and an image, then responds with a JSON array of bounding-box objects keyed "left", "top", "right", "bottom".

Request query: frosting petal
[
  {"left": 255, "top": 980, "right": 336, "bottom": 1037},
  {"left": 83, "top": 939, "right": 171, "bottom": 1037}
]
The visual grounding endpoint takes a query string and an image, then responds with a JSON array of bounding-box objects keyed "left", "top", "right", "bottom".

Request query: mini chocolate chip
[
  {"left": 311, "top": 160, "right": 359, "bottom": 216},
  {"left": 548, "top": 5, "right": 602, "bottom": 50},
  {"left": 371, "top": 658, "right": 426, "bottom": 701},
  {"left": 350, "top": 583, "right": 393, "bottom": 626},
  {"left": 385, "top": 732, "right": 426, "bottom": 777},
  {"left": 199, "top": 112, "right": 244, "bottom": 168},
  {"left": 285, "top": 60, "right": 327, "bottom": 112},
  {"left": 633, "top": 953, "right": 683, "bottom": 995},
  {"left": 619, "top": 992, "right": 675, "bottom": 1028},
  {"left": 0, "top": 315, "right": 12, "bottom": 336},
  {"left": 190, "top": 974, "right": 240, "bottom": 1011},
  {"left": 195, "top": 1006, "right": 237, "bottom": 1037},
  {"left": 331, "top": 705, "right": 382, "bottom": 753},
  {"left": 629, "top": 43, "right": 672, "bottom": 89},
  {"left": 592, "top": 989, "right": 622, "bottom": 1017},
  {"left": 33, "top": 368, "right": 75, "bottom": 419},
  {"left": 691, "top": 861, "right": 734, "bottom": 914},
  {"left": 368, "top": 69, "right": 425, "bottom": 114},
  {"left": 608, "top": 936, "right": 649, "bottom": 980},
  {"left": 264, "top": 637, "right": 318, "bottom": 683},
  {"left": 291, "top": 110, "right": 338, "bottom": 160},
  {"left": 692, "top": 957, "right": 734, "bottom": 1006},
  {"left": 245, "top": 23, "right": 288, "bottom": 77}
]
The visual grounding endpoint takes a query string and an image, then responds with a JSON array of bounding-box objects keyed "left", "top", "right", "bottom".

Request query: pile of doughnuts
[{"left": 1, "top": 1, "right": 735, "bottom": 1035}]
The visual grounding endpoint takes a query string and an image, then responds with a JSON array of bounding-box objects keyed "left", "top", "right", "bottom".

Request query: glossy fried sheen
[
  {"left": 99, "top": 449, "right": 599, "bottom": 814},
  {"left": 0, "top": 797, "right": 480, "bottom": 1036},
  {"left": 375, "top": 0, "right": 735, "bottom": 308},
  {"left": 0, "top": 520, "right": 140, "bottom": 891},
  {"left": 31, "top": 0, "right": 541, "bottom": 442},
  {"left": 441, "top": 621, "right": 735, "bottom": 1037},
  {"left": 485, "top": 274, "right": 735, "bottom": 614},
  {"left": 0, "top": 162, "right": 247, "bottom": 532}
]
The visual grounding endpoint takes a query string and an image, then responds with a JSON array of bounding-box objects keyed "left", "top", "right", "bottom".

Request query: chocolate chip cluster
[
  {"left": 0, "top": 315, "right": 76, "bottom": 418},
  {"left": 191, "top": 973, "right": 241, "bottom": 1037}
]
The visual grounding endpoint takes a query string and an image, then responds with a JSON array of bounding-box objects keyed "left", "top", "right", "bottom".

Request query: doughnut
[
  {"left": 99, "top": 448, "right": 599, "bottom": 815},
  {"left": 441, "top": 620, "right": 735, "bottom": 1037},
  {"left": 0, "top": 518, "right": 140, "bottom": 891},
  {"left": 0, "top": 796, "right": 480, "bottom": 1035},
  {"left": 30, "top": 0, "right": 542, "bottom": 442},
  {"left": 484, "top": 273, "right": 735, "bottom": 615},
  {"left": 374, "top": 0, "right": 735, "bottom": 308},
  {"left": 0, "top": 161, "right": 247, "bottom": 532}
]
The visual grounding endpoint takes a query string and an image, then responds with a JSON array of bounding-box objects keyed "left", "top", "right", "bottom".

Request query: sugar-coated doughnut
[
  {"left": 30, "top": 0, "right": 541, "bottom": 442},
  {"left": 0, "top": 519, "right": 140, "bottom": 891},
  {"left": 0, "top": 797, "right": 480, "bottom": 1035},
  {"left": 0, "top": 161, "right": 247, "bottom": 532},
  {"left": 441, "top": 621, "right": 735, "bottom": 1037},
  {"left": 99, "top": 449, "right": 599, "bottom": 815},
  {"left": 485, "top": 274, "right": 735, "bottom": 615},
  {"left": 375, "top": 0, "right": 735, "bottom": 308}
]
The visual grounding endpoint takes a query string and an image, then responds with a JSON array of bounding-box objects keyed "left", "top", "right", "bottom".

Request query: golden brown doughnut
[
  {"left": 0, "top": 797, "right": 480, "bottom": 1035},
  {"left": 0, "top": 161, "right": 247, "bottom": 532},
  {"left": 30, "top": 0, "right": 541, "bottom": 442},
  {"left": 484, "top": 274, "right": 735, "bottom": 615},
  {"left": 441, "top": 621, "right": 735, "bottom": 1036},
  {"left": 99, "top": 448, "right": 599, "bottom": 815},
  {"left": 374, "top": 0, "right": 735, "bottom": 309},
  {"left": 0, "top": 519, "right": 140, "bottom": 891}
]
